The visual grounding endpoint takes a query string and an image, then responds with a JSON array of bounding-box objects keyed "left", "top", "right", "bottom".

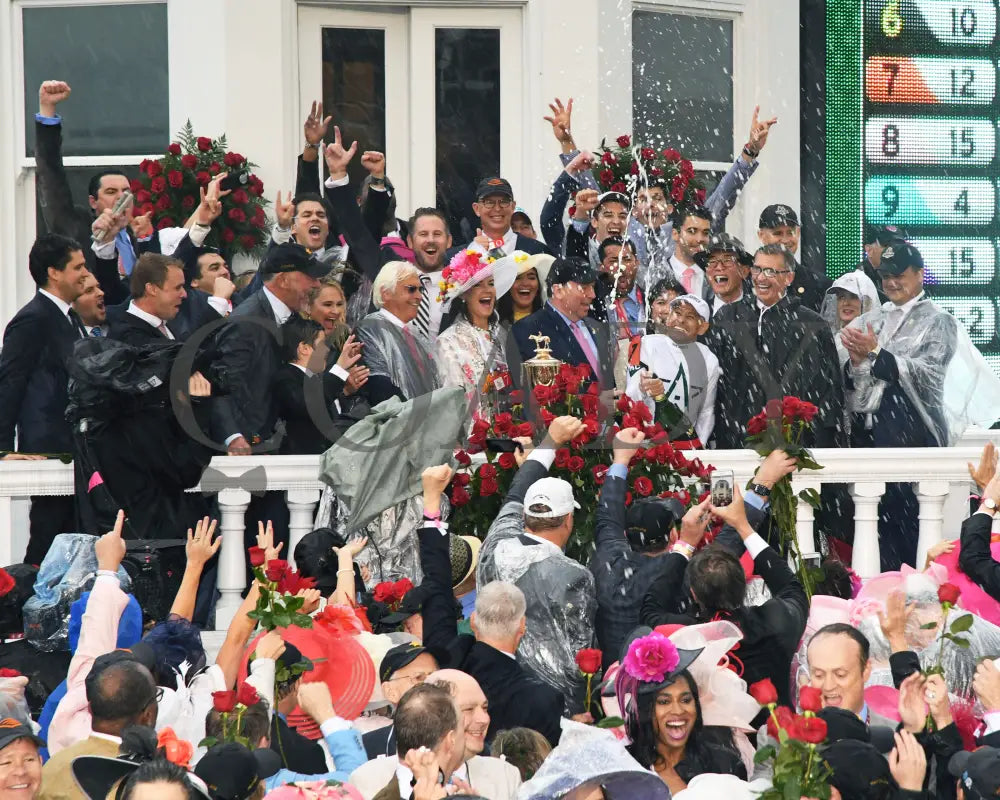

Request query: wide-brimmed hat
[{"left": 439, "top": 249, "right": 518, "bottom": 303}]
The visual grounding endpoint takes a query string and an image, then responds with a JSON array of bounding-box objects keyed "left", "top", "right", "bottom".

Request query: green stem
[{"left": 805, "top": 744, "right": 815, "bottom": 784}]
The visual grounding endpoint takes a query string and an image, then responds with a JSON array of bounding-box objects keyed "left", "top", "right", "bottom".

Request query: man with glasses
[
  {"left": 362, "top": 643, "right": 441, "bottom": 759},
  {"left": 695, "top": 233, "right": 753, "bottom": 313},
  {"left": 711, "top": 244, "right": 844, "bottom": 449},
  {"left": 757, "top": 204, "right": 832, "bottom": 312},
  {"left": 461, "top": 177, "right": 551, "bottom": 259}
]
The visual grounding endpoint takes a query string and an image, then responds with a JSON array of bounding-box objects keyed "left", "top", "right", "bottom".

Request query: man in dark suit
[
  {"left": 757, "top": 204, "right": 832, "bottom": 312},
  {"left": 509, "top": 257, "right": 614, "bottom": 389},
  {"left": 450, "top": 177, "right": 552, "bottom": 259},
  {"left": 711, "top": 244, "right": 844, "bottom": 449},
  {"left": 107, "top": 254, "right": 188, "bottom": 345},
  {"left": 417, "top": 466, "right": 565, "bottom": 747},
  {"left": 960, "top": 473, "right": 1000, "bottom": 601},
  {"left": 0, "top": 234, "right": 89, "bottom": 563}
]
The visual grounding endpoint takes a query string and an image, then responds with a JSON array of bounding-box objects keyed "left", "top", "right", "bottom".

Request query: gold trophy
[{"left": 522, "top": 334, "right": 563, "bottom": 391}]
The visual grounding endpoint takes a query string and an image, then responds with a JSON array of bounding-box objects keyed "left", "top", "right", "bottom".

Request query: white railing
[{"left": 0, "top": 433, "right": 994, "bottom": 629}]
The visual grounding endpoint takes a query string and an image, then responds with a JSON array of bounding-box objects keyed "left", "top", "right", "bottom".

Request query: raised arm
[
  {"left": 959, "top": 468, "right": 1000, "bottom": 599},
  {"left": 705, "top": 106, "right": 775, "bottom": 230},
  {"left": 639, "top": 500, "right": 710, "bottom": 626},
  {"left": 169, "top": 517, "right": 222, "bottom": 621},
  {"left": 34, "top": 81, "right": 82, "bottom": 237},
  {"left": 594, "top": 428, "right": 644, "bottom": 552},
  {"left": 417, "top": 465, "right": 460, "bottom": 652}
]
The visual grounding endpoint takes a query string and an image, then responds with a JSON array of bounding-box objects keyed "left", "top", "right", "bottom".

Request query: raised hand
[
  {"left": 877, "top": 589, "right": 914, "bottom": 653},
  {"left": 679, "top": 498, "right": 712, "bottom": 546},
  {"left": 253, "top": 630, "right": 286, "bottom": 662},
  {"left": 343, "top": 365, "right": 369, "bottom": 396},
  {"left": 130, "top": 213, "right": 153, "bottom": 239},
  {"left": 612, "top": 428, "right": 646, "bottom": 465},
  {"left": 898, "top": 672, "right": 928, "bottom": 733},
  {"left": 95, "top": 510, "right": 127, "bottom": 572},
  {"left": 573, "top": 188, "right": 599, "bottom": 221},
  {"left": 91, "top": 207, "right": 128, "bottom": 244},
  {"left": 297, "top": 681, "right": 336, "bottom": 723},
  {"left": 543, "top": 97, "right": 575, "bottom": 148},
  {"left": 755, "top": 449, "right": 798, "bottom": 489},
  {"left": 334, "top": 536, "right": 368, "bottom": 562},
  {"left": 186, "top": 517, "right": 221, "bottom": 567},
  {"left": 335, "top": 334, "right": 363, "bottom": 371},
  {"left": 324, "top": 126, "right": 358, "bottom": 180},
  {"left": 274, "top": 190, "right": 295, "bottom": 231},
  {"left": 422, "top": 465, "right": 455, "bottom": 498},
  {"left": 888, "top": 731, "right": 926, "bottom": 793},
  {"left": 256, "top": 520, "right": 284, "bottom": 563},
  {"left": 404, "top": 748, "right": 448, "bottom": 800},
  {"left": 212, "top": 276, "right": 235, "bottom": 302},
  {"left": 304, "top": 100, "right": 332, "bottom": 146},
  {"left": 709, "top": 484, "right": 750, "bottom": 535},
  {"left": 968, "top": 441, "right": 998, "bottom": 492},
  {"left": 39, "top": 80, "right": 71, "bottom": 117},
  {"left": 973, "top": 660, "right": 1000, "bottom": 711},
  {"left": 565, "top": 150, "right": 595, "bottom": 177},
  {"left": 746, "top": 105, "right": 778, "bottom": 156},
  {"left": 297, "top": 588, "right": 322, "bottom": 615},
  {"left": 360, "top": 151, "right": 386, "bottom": 179}
]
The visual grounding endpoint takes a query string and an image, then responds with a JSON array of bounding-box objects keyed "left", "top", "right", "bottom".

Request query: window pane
[
  {"left": 321, "top": 28, "right": 386, "bottom": 191},
  {"left": 435, "top": 28, "right": 501, "bottom": 242},
  {"left": 35, "top": 164, "right": 141, "bottom": 240},
  {"left": 23, "top": 3, "right": 169, "bottom": 158},
  {"left": 632, "top": 11, "right": 734, "bottom": 163}
]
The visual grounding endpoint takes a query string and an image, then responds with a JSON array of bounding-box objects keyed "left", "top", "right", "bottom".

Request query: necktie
[
  {"left": 682, "top": 266, "right": 695, "bottom": 294},
  {"left": 413, "top": 274, "right": 432, "bottom": 341},
  {"left": 67, "top": 309, "right": 85, "bottom": 338},
  {"left": 90, "top": 327, "right": 102, "bottom": 337},
  {"left": 571, "top": 322, "right": 601, "bottom": 379},
  {"left": 116, "top": 230, "right": 136, "bottom": 276},
  {"left": 157, "top": 321, "right": 172, "bottom": 339}
]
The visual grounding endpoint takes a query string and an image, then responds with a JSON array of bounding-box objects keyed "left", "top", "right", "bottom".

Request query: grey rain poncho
[
  {"left": 478, "top": 480, "right": 597, "bottom": 716},
  {"left": 820, "top": 270, "right": 881, "bottom": 368},
  {"left": 354, "top": 311, "right": 441, "bottom": 400},
  {"left": 845, "top": 296, "right": 1000, "bottom": 445}
]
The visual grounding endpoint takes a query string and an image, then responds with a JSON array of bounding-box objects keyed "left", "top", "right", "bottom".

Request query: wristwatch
[
  {"left": 866, "top": 346, "right": 881, "bottom": 363},
  {"left": 742, "top": 144, "right": 759, "bottom": 159},
  {"left": 750, "top": 483, "right": 772, "bottom": 498},
  {"left": 303, "top": 142, "right": 319, "bottom": 151},
  {"left": 985, "top": 497, "right": 998, "bottom": 514}
]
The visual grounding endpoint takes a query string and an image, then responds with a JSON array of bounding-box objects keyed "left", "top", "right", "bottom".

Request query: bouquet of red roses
[
  {"left": 131, "top": 121, "right": 269, "bottom": 257},
  {"left": 591, "top": 135, "right": 706, "bottom": 205},
  {"left": 245, "top": 547, "right": 315, "bottom": 631},
  {"left": 745, "top": 396, "right": 825, "bottom": 596}
]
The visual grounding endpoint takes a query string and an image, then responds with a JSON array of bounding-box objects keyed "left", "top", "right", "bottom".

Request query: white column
[
  {"left": 851, "top": 481, "right": 886, "bottom": 579},
  {"left": 792, "top": 477, "right": 822, "bottom": 558},
  {"left": 0, "top": 496, "right": 12, "bottom": 565},
  {"left": 916, "top": 480, "right": 952, "bottom": 568},
  {"left": 287, "top": 489, "right": 320, "bottom": 569},
  {"left": 216, "top": 488, "right": 251, "bottom": 630}
]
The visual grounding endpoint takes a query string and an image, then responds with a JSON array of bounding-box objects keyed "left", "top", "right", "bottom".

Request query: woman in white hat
[
  {"left": 496, "top": 253, "right": 553, "bottom": 329},
  {"left": 435, "top": 250, "right": 518, "bottom": 427},
  {"left": 820, "top": 270, "right": 880, "bottom": 367}
]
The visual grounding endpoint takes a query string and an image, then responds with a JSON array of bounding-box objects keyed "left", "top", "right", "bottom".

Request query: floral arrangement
[
  {"left": 622, "top": 632, "right": 679, "bottom": 683},
  {"left": 201, "top": 682, "right": 262, "bottom": 748},
  {"left": 591, "top": 135, "right": 706, "bottom": 205},
  {"left": 745, "top": 396, "right": 825, "bottom": 597},
  {"left": 157, "top": 728, "right": 194, "bottom": 768},
  {"left": 246, "top": 547, "right": 315, "bottom": 631},
  {"left": 448, "top": 365, "right": 713, "bottom": 563},
  {"left": 372, "top": 578, "right": 414, "bottom": 610},
  {"left": 438, "top": 249, "right": 488, "bottom": 302},
  {"left": 751, "top": 678, "right": 833, "bottom": 800},
  {"left": 131, "top": 121, "right": 270, "bottom": 256}
]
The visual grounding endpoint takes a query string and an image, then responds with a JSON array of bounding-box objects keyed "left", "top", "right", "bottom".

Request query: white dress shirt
[
  {"left": 262, "top": 286, "right": 293, "bottom": 324},
  {"left": 467, "top": 226, "right": 518, "bottom": 257},
  {"left": 669, "top": 254, "right": 706, "bottom": 299},
  {"left": 379, "top": 308, "right": 407, "bottom": 329},
  {"left": 127, "top": 301, "right": 175, "bottom": 339},
  {"left": 39, "top": 289, "right": 82, "bottom": 337},
  {"left": 712, "top": 289, "right": 743, "bottom": 313}
]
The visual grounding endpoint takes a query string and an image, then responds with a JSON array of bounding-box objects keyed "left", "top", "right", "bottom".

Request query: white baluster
[
  {"left": 851, "top": 481, "right": 886, "bottom": 579},
  {"left": 0, "top": 496, "right": 13, "bottom": 565},
  {"left": 916, "top": 480, "right": 951, "bottom": 569},
  {"left": 287, "top": 489, "right": 320, "bottom": 569},
  {"left": 792, "top": 477, "right": 821, "bottom": 559},
  {"left": 215, "top": 488, "right": 251, "bottom": 629}
]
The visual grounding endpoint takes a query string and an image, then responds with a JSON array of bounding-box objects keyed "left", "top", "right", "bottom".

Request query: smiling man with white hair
[{"left": 354, "top": 260, "right": 440, "bottom": 407}]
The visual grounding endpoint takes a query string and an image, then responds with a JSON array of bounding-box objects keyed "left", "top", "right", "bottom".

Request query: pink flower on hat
[{"left": 622, "top": 632, "right": 680, "bottom": 684}]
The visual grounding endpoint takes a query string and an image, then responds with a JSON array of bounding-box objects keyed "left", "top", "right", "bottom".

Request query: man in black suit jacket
[
  {"left": 448, "top": 177, "right": 552, "bottom": 260},
  {"left": 757, "top": 204, "right": 832, "bottom": 312},
  {"left": 959, "top": 474, "right": 1000, "bottom": 601},
  {"left": 509, "top": 257, "right": 614, "bottom": 390},
  {"left": 107, "top": 254, "right": 189, "bottom": 346},
  {"left": 0, "top": 234, "right": 90, "bottom": 563},
  {"left": 417, "top": 466, "right": 565, "bottom": 747}
]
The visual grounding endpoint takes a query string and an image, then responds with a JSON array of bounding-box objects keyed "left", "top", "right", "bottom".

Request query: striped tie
[
  {"left": 413, "top": 274, "right": 432, "bottom": 340},
  {"left": 90, "top": 327, "right": 102, "bottom": 337}
]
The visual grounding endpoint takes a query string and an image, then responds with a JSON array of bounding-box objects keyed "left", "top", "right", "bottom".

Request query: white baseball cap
[
  {"left": 669, "top": 293, "right": 711, "bottom": 322},
  {"left": 524, "top": 477, "right": 581, "bottom": 518}
]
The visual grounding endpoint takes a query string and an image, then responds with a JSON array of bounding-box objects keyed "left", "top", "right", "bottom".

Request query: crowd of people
[{"left": 0, "top": 77, "right": 999, "bottom": 800}]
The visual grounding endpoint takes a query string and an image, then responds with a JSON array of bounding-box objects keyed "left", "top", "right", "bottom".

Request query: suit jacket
[
  {"left": 508, "top": 303, "right": 614, "bottom": 390},
  {"left": 103, "top": 283, "right": 224, "bottom": 344},
  {"left": 0, "top": 292, "right": 82, "bottom": 453},
  {"left": 788, "top": 260, "right": 834, "bottom": 313},
  {"left": 372, "top": 777, "right": 402, "bottom": 800},
  {"left": 39, "top": 734, "right": 121, "bottom": 800},
  {"left": 270, "top": 713, "right": 328, "bottom": 774},
  {"left": 351, "top": 755, "right": 521, "bottom": 800},
  {"left": 273, "top": 363, "right": 346, "bottom": 454},
  {"left": 959, "top": 512, "right": 1000, "bottom": 601},
  {"left": 211, "top": 288, "right": 285, "bottom": 449},
  {"left": 106, "top": 306, "right": 171, "bottom": 346},
  {"left": 362, "top": 724, "right": 396, "bottom": 760}
]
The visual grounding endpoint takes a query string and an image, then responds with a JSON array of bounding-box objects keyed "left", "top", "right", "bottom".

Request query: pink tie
[
  {"left": 571, "top": 322, "right": 601, "bottom": 379},
  {"left": 682, "top": 267, "right": 695, "bottom": 294}
]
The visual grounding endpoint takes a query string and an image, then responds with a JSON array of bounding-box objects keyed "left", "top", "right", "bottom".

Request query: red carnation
[
  {"left": 938, "top": 582, "right": 961, "bottom": 606},
  {"left": 455, "top": 450, "right": 472, "bottom": 467},
  {"left": 232, "top": 189, "right": 249, "bottom": 205},
  {"left": 155, "top": 217, "right": 175, "bottom": 231},
  {"left": 450, "top": 486, "right": 471, "bottom": 507},
  {"left": 554, "top": 448, "right": 571, "bottom": 469},
  {"left": 599, "top": 169, "right": 615, "bottom": 185},
  {"left": 150, "top": 176, "right": 167, "bottom": 194},
  {"left": 481, "top": 478, "right": 499, "bottom": 496},
  {"left": 641, "top": 147, "right": 656, "bottom": 160},
  {"left": 212, "top": 691, "right": 237, "bottom": 713},
  {"left": 195, "top": 171, "right": 211, "bottom": 186},
  {"left": 392, "top": 578, "right": 413, "bottom": 601},
  {"left": 236, "top": 682, "right": 260, "bottom": 707},
  {"left": 239, "top": 234, "right": 257, "bottom": 251},
  {"left": 167, "top": 143, "right": 182, "bottom": 156},
  {"left": 633, "top": 476, "right": 653, "bottom": 497},
  {"left": 373, "top": 582, "right": 395, "bottom": 603},
  {"left": 567, "top": 455, "right": 585, "bottom": 473},
  {"left": 593, "top": 465, "right": 608, "bottom": 485},
  {"left": 575, "top": 648, "right": 603, "bottom": 674},
  {"left": 796, "top": 716, "right": 828, "bottom": 745},
  {"left": 228, "top": 208, "right": 246, "bottom": 223},
  {"left": 798, "top": 686, "right": 823, "bottom": 713},
  {"left": 196, "top": 136, "right": 213, "bottom": 152},
  {"left": 247, "top": 547, "right": 266, "bottom": 567},
  {"left": 616, "top": 135, "right": 631, "bottom": 148},
  {"left": 221, "top": 228, "right": 235, "bottom": 244},
  {"left": 180, "top": 154, "right": 198, "bottom": 169},
  {"left": 0, "top": 668, "right": 22, "bottom": 679},
  {"left": 264, "top": 560, "right": 288, "bottom": 582},
  {"left": 749, "top": 678, "right": 778, "bottom": 706}
]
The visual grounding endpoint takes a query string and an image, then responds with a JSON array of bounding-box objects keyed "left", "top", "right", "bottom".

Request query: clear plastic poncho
[
  {"left": 354, "top": 312, "right": 441, "bottom": 401},
  {"left": 820, "top": 271, "right": 881, "bottom": 367},
  {"left": 844, "top": 297, "right": 1000, "bottom": 445}
]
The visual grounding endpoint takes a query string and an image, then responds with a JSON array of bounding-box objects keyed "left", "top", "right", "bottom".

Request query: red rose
[
  {"left": 196, "top": 171, "right": 211, "bottom": 186},
  {"left": 392, "top": 578, "right": 414, "bottom": 601},
  {"left": 540, "top": 408, "right": 555, "bottom": 426},
  {"left": 212, "top": 690, "right": 237, "bottom": 712},
  {"left": 554, "top": 448, "right": 571, "bottom": 468},
  {"left": 938, "top": 583, "right": 961, "bottom": 606},
  {"left": 611, "top": 182, "right": 627, "bottom": 194},
  {"left": 671, "top": 183, "right": 685, "bottom": 203},
  {"left": 583, "top": 417, "right": 599, "bottom": 437},
  {"left": 454, "top": 473, "right": 470, "bottom": 487},
  {"left": 472, "top": 418, "right": 490, "bottom": 436},
  {"left": 616, "top": 135, "right": 631, "bottom": 148},
  {"left": 481, "top": 478, "right": 499, "bottom": 496},
  {"left": 663, "top": 148, "right": 682, "bottom": 162},
  {"left": 150, "top": 176, "right": 167, "bottom": 194},
  {"left": 155, "top": 217, "right": 175, "bottom": 231},
  {"left": 601, "top": 152, "right": 617, "bottom": 166},
  {"left": 224, "top": 152, "right": 245, "bottom": 167},
  {"left": 747, "top": 414, "right": 767, "bottom": 436},
  {"left": 239, "top": 234, "right": 257, "bottom": 251},
  {"left": 155, "top": 194, "right": 172, "bottom": 211},
  {"left": 264, "top": 560, "right": 288, "bottom": 582},
  {"left": 629, "top": 162, "right": 640, "bottom": 176},
  {"left": 129, "top": 179, "right": 143, "bottom": 193},
  {"left": 468, "top": 431, "right": 487, "bottom": 451},
  {"left": 622, "top": 413, "right": 640, "bottom": 430},
  {"left": 782, "top": 396, "right": 801, "bottom": 418},
  {"left": 228, "top": 208, "right": 246, "bottom": 223},
  {"left": 650, "top": 167, "right": 663, "bottom": 178},
  {"left": 180, "top": 154, "right": 198, "bottom": 169},
  {"left": 236, "top": 682, "right": 260, "bottom": 707},
  {"left": 796, "top": 716, "right": 828, "bottom": 745},
  {"left": 749, "top": 678, "right": 779, "bottom": 706},
  {"left": 599, "top": 169, "right": 615, "bottom": 185},
  {"left": 182, "top": 196, "right": 196, "bottom": 210},
  {"left": 0, "top": 668, "right": 21, "bottom": 679},
  {"left": 196, "top": 136, "right": 213, "bottom": 152},
  {"left": 798, "top": 401, "right": 819, "bottom": 423},
  {"left": 167, "top": 143, "right": 182, "bottom": 156},
  {"left": 766, "top": 706, "right": 795, "bottom": 739},
  {"left": 575, "top": 648, "right": 603, "bottom": 674},
  {"left": 533, "top": 384, "right": 552, "bottom": 405},
  {"left": 641, "top": 147, "right": 656, "bottom": 160},
  {"left": 247, "top": 547, "right": 266, "bottom": 567},
  {"left": 566, "top": 455, "right": 585, "bottom": 473},
  {"left": 248, "top": 176, "right": 264, "bottom": 197},
  {"left": 633, "top": 476, "right": 653, "bottom": 497},
  {"left": 251, "top": 210, "right": 266, "bottom": 228},
  {"left": 135, "top": 190, "right": 151, "bottom": 205},
  {"left": 680, "top": 159, "right": 695, "bottom": 179},
  {"left": 694, "top": 189, "right": 707, "bottom": 205},
  {"left": 479, "top": 463, "right": 498, "bottom": 480},
  {"left": 373, "top": 582, "right": 395, "bottom": 603},
  {"left": 167, "top": 170, "right": 183, "bottom": 188},
  {"left": 232, "top": 189, "right": 249, "bottom": 205},
  {"left": 455, "top": 450, "right": 472, "bottom": 467},
  {"left": 510, "top": 390, "right": 524, "bottom": 405},
  {"left": 278, "top": 571, "right": 316, "bottom": 595},
  {"left": 798, "top": 686, "right": 823, "bottom": 713},
  {"left": 221, "top": 228, "right": 235, "bottom": 244},
  {"left": 493, "top": 413, "right": 513, "bottom": 436},
  {"left": 450, "top": 486, "right": 471, "bottom": 507},
  {"left": 515, "top": 422, "right": 532, "bottom": 437},
  {"left": 147, "top": 160, "right": 163, "bottom": 177},
  {"left": 209, "top": 162, "right": 222, "bottom": 175},
  {"left": 580, "top": 394, "right": 599, "bottom": 415},
  {"left": 498, "top": 452, "right": 516, "bottom": 470},
  {"left": 593, "top": 465, "right": 608, "bottom": 485}
]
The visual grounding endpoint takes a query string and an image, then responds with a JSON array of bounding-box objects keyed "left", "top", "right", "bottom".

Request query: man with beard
[
  {"left": 711, "top": 244, "right": 844, "bottom": 449},
  {"left": 404, "top": 208, "right": 453, "bottom": 344},
  {"left": 72, "top": 273, "right": 107, "bottom": 337},
  {"left": 757, "top": 204, "right": 832, "bottom": 312}
]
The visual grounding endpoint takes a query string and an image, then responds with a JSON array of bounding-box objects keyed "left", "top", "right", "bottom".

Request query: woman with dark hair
[
  {"left": 496, "top": 254, "right": 551, "bottom": 327},
  {"left": 615, "top": 628, "right": 745, "bottom": 795},
  {"left": 120, "top": 759, "right": 199, "bottom": 800}
]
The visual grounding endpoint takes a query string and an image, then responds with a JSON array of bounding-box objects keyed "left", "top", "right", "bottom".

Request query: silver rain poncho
[
  {"left": 820, "top": 270, "right": 881, "bottom": 368},
  {"left": 845, "top": 296, "right": 1000, "bottom": 444},
  {"left": 354, "top": 311, "right": 441, "bottom": 400},
  {"left": 478, "top": 495, "right": 597, "bottom": 715}
]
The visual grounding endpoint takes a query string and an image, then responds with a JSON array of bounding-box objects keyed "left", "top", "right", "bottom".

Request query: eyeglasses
[
  {"left": 387, "top": 671, "right": 432, "bottom": 685},
  {"left": 145, "top": 687, "right": 165, "bottom": 708},
  {"left": 750, "top": 265, "right": 791, "bottom": 278},
  {"left": 401, "top": 284, "right": 422, "bottom": 294},
  {"left": 479, "top": 198, "right": 513, "bottom": 210},
  {"left": 707, "top": 255, "right": 738, "bottom": 268}
]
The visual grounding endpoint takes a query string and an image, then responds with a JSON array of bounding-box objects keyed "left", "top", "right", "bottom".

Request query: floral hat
[
  {"left": 614, "top": 626, "right": 703, "bottom": 727},
  {"left": 437, "top": 249, "right": 520, "bottom": 303}
]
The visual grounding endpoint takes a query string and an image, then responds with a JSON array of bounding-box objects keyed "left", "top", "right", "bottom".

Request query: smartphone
[
  {"left": 710, "top": 469, "right": 734, "bottom": 506},
  {"left": 219, "top": 170, "right": 249, "bottom": 192},
  {"left": 485, "top": 438, "right": 524, "bottom": 454}
]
